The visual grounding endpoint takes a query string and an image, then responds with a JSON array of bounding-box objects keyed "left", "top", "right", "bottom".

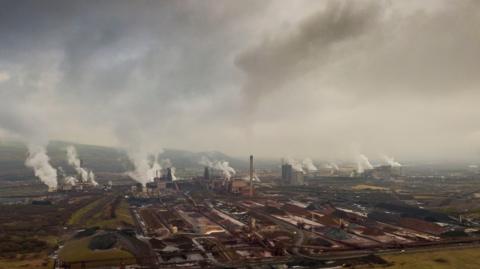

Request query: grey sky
[{"left": 0, "top": 0, "right": 479, "bottom": 163}]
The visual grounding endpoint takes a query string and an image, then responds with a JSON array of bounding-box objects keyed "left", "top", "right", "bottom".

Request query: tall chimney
[{"left": 249, "top": 155, "right": 254, "bottom": 197}]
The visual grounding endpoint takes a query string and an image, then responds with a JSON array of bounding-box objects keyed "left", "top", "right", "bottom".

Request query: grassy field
[
  {"left": 0, "top": 253, "right": 53, "bottom": 269},
  {"left": 68, "top": 197, "right": 106, "bottom": 226},
  {"left": 352, "top": 184, "right": 389, "bottom": 191},
  {"left": 0, "top": 235, "right": 60, "bottom": 269},
  {"left": 68, "top": 195, "right": 134, "bottom": 229},
  {"left": 381, "top": 248, "right": 480, "bottom": 269},
  {"left": 59, "top": 236, "right": 134, "bottom": 269},
  {"left": 90, "top": 199, "right": 135, "bottom": 229}
]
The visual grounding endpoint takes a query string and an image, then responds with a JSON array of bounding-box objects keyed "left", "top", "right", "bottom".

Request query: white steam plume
[
  {"left": 25, "top": 144, "right": 57, "bottom": 191},
  {"left": 170, "top": 167, "right": 177, "bottom": 181},
  {"left": 242, "top": 174, "right": 261, "bottom": 182},
  {"left": 324, "top": 162, "right": 339, "bottom": 170},
  {"left": 64, "top": 176, "right": 77, "bottom": 186},
  {"left": 66, "top": 145, "right": 98, "bottom": 186},
  {"left": 356, "top": 154, "right": 373, "bottom": 173},
  {"left": 382, "top": 155, "right": 402, "bottom": 167},
  {"left": 282, "top": 157, "right": 304, "bottom": 172},
  {"left": 58, "top": 166, "right": 77, "bottom": 186},
  {"left": 88, "top": 170, "right": 96, "bottom": 184},
  {"left": 200, "top": 156, "right": 236, "bottom": 180},
  {"left": 127, "top": 152, "right": 162, "bottom": 186},
  {"left": 302, "top": 158, "right": 318, "bottom": 172}
]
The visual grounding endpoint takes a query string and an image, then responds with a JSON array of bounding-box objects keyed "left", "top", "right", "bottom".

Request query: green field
[
  {"left": 59, "top": 236, "right": 135, "bottom": 269},
  {"left": 381, "top": 248, "right": 480, "bottom": 269},
  {"left": 68, "top": 198, "right": 105, "bottom": 226},
  {"left": 68, "top": 196, "right": 134, "bottom": 229},
  {"left": 0, "top": 254, "right": 53, "bottom": 269}
]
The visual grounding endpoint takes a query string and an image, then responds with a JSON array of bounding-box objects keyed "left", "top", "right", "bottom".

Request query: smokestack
[
  {"left": 204, "top": 166, "right": 210, "bottom": 180},
  {"left": 166, "top": 167, "right": 173, "bottom": 181},
  {"left": 249, "top": 155, "right": 253, "bottom": 197}
]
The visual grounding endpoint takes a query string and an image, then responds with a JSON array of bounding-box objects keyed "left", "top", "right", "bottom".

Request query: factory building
[
  {"left": 165, "top": 167, "right": 174, "bottom": 181},
  {"left": 364, "top": 165, "right": 402, "bottom": 180},
  {"left": 228, "top": 179, "right": 251, "bottom": 195},
  {"left": 281, "top": 164, "right": 304, "bottom": 185},
  {"left": 203, "top": 167, "right": 210, "bottom": 180},
  {"left": 281, "top": 164, "right": 293, "bottom": 183},
  {"left": 178, "top": 210, "right": 225, "bottom": 234}
]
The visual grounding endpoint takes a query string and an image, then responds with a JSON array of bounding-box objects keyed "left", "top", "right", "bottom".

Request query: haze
[{"left": 0, "top": 0, "right": 479, "bottom": 163}]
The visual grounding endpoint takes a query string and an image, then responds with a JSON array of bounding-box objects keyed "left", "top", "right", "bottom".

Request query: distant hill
[
  {"left": 159, "top": 148, "right": 247, "bottom": 169},
  {"left": 0, "top": 140, "right": 250, "bottom": 183}
]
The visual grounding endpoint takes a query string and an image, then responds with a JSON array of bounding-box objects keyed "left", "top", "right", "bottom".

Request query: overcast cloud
[{"left": 0, "top": 0, "right": 479, "bottom": 163}]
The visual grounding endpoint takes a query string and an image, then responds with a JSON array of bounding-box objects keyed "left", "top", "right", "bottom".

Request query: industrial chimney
[
  {"left": 166, "top": 167, "right": 173, "bottom": 182},
  {"left": 249, "top": 155, "right": 254, "bottom": 197},
  {"left": 204, "top": 167, "right": 210, "bottom": 180}
]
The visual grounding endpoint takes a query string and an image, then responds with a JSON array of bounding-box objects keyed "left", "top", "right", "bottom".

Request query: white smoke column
[
  {"left": 282, "top": 157, "right": 304, "bottom": 173},
  {"left": 58, "top": 166, "right": 77, "bottom": 186},
  {"left": 242, "top": 174, "right": 261, "bottom": 182},
  {"left": 356, "top": 154, "right": 373, "bottom": 173},
  {"left": 25, "top": 144, "right": 57, "bottom": 191},
  {"left": 302, "top": 158, "right": 318, "bottom": 172},
  {"left": 127, "top": 152, "right": 162, "bottom": 186},
  {"left": 66, "top": 145, "right": 98, "bottom": 186},
  {"left": 200, "top": 156, "right": 236, "bottom": 180},
  {"left": 214, "top": 161, "right": 235, "bottom": 180},
  {"left": 170, "top": 167, "right": 177, "bottom": 181},
  {"left": 324, "top": 162, "right": 339, "bottom": 174},
  {"left": 88, "top": 170, "right": 97, "bottom": 185},
  {"left": 64, "top": 176, "right": 77, "bottom": 186},
  {"left": 326, "top": 162, "right": 339, "bottom": 170},
  {"left": 383, "top": 155, "right": 402, "bottom": 167}
]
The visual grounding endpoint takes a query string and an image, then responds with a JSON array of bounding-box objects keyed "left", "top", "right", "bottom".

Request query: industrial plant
[{"left": 20, "top": 154, "right": 471, "bottom": 268}]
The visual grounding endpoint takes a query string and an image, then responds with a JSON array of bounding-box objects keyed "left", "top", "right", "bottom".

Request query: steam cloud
[
  {"left": 127, "top": 152, "right": 162, "bottom": 186},
  {"left": 25, "top": 144, "right": 58, "bottom": 190},
  {"left": 200, "top": 156, "right": 236, "bottom": 180},
  {"left": 383, "top": 155, "right": 402, "bottom": 167},
  {"left": 356, "top": 154, "right": 373, "bottom": 173},
  {"left": 66, "top": 145, "right": 98, "bottom": 185},
  {"left": 57, "top": 166, "right": 76, "bottom": 186},
  {"left": 64, "top": 176, "right": 77, "bottom": 186},
  {"left": 242, "top": 174, "right": 261, "bottom": 182},
  {"left": 325, "top": 162, "right": 339, "bottom": 171},
  {"left": 236, "top": 1, "right": 382, "bottom": 111},
  {"left": 282, "top": 157, "right": 304, "bottom": 172},
  {"left": 282, "top": 157, "right": 318, "bottom": 173},
  {"left": 302, "top": 158, "right": 318, "bottom": 172},
  {"left": 1, "top": 0, "right": 480, "bottom": 168}
]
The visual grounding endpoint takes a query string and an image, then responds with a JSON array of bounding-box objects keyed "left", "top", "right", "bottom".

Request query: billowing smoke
[
  {"left": 64, "top": 176, "right": 77, "bottom": 186},
  {"left": 282, "top": 157, "right": 318, "bottom": 173},
  {"left": 242, "top": 174, "right": 261, "bottom": 182},
  {"left": 57, "top": 166, "right": 77, "bottom": 186},
  {"left": 383, "top": 155, "right": 401, "bottom": 167},
  {"left": 356, "top": 154, "right": 373, "bottom": 173},
  {"left": 302, "top": 158, "right": 318, "bottom": 172},
  {"left": 236, "top": 0, "right": 382, "bottom": 111},
  {"left": 282, "top": 157, "right": 304, "bottom": 172},
  {"left": 170, "top": 167, "right": 177, "bottom": 181},
  {"left": 127, "top": 152, "right": 162, "bottom": 186},
  {"left": 66, "top": 145, "right": 98, "bottom": 186},
  {"left": 324, "top": 162, "right": 339, "bottom": 174},
  {"left": 324, "top": 162, "right": 339, "bottom": 171},
  {"left": 200, "top": 156, "right": 236, "bottom": 180},
  {"left": 25, "top": 144, "right": 58, "bottom": 191}
]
